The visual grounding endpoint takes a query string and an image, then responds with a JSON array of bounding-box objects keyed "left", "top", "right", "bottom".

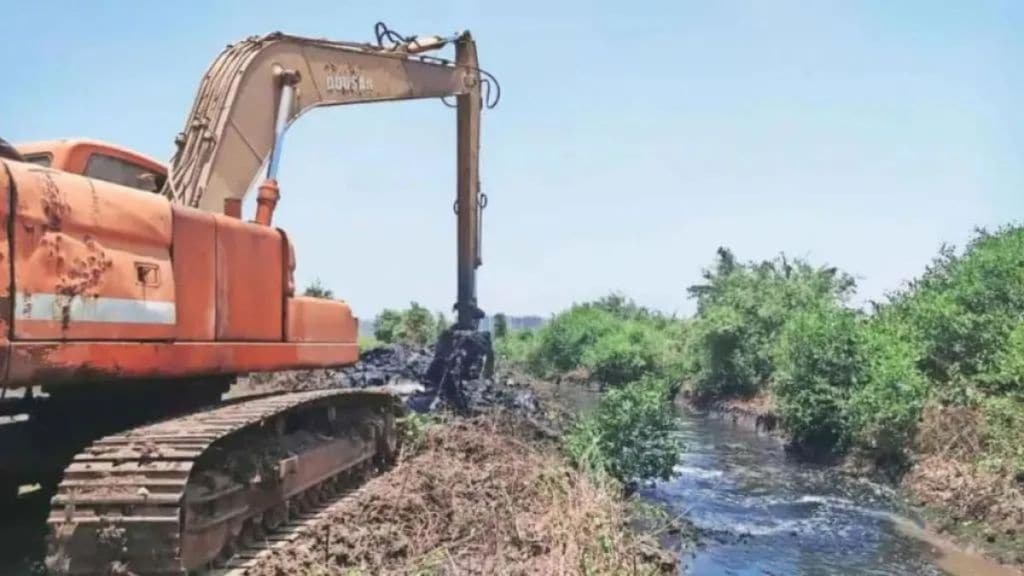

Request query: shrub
[
  {"left": 374, "top": 309, "right": 402, "bottom": 343},
  {"left": 565, "top": 376, "right": 680, "bottom": 483},
  {"left": 981, "top": 396, "right": 1024, "bottom": 477},
  {"left": 685, "top": 305, "right": 758, "bottom": 399},
  {"left": 495, "top": 329, "right": 538, "bottom": 369},
  {"left": 682, "top": 248, "right": 856, "bottom": 400},
  {"left": 772, "top": 304, "right": 864, "bottom": 455},
  {"left": 532, "top": 306, "right": 619, "bottom": 376},
  {"left": 846, "top": 319, "right": 929, "bottom": 461},
  {"left": 887, "top": 226, "right": 1024, "bottom": 389},
  {"left": 399, "top": 302, "right": 435, "bottom": 346},
  {"left": 981, "top": 322, "right": 1024, "bottom": 397},
  {"left": 582, "top": 321, "right": 668, "bottom": 387},
  {"left": 374, "top": 303, "right": 444, "bottom": 346}
]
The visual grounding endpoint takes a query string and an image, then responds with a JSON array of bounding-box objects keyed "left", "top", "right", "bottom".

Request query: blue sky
[{"left": 4, "top": 1, "right": 1021, "bottom": 319}]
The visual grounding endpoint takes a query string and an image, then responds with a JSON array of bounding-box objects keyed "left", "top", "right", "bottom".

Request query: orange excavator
[{"left": 0, "top": 23, "right": 496, "bottom": 574}]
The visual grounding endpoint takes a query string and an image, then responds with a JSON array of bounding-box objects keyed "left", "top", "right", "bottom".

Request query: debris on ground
[
  {"left": 245, "top": 416, "right": 676, "bottom": 576},
  {"left": 237, "top": 329, "right": 548, "bottom": 427}
]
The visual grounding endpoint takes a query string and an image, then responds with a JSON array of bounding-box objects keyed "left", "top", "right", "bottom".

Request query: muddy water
[{"left": 643, "top": 411, "right": 1019, "bottom": 576}]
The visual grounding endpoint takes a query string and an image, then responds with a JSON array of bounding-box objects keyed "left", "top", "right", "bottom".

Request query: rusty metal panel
[
  {"left": 285, "top": 297, "right": 356, "bottom": 343},
  {"left": 7, "top": 161, "right": 175, "bottom": 340},
  {"left": 213, "top": 214, "right": 283, "bottom": 341},
  {"left": 172, "top": 206, "right": 215, "bottom": 340}
]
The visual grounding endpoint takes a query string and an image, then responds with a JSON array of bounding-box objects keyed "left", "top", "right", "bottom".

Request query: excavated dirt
[
  {"left": 242, "top": 345, "right": 435, "bottom": 393},
  {"left": 245, "top": 417, "right": 676, "bottom": 576},
  {"left": 237, "top": 331, "right": 548, "bottom": 426}
]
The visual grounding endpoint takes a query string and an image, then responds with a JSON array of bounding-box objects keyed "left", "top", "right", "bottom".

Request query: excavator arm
[{"left": 164, "top": 27, "right": 492, "bottom": 328}]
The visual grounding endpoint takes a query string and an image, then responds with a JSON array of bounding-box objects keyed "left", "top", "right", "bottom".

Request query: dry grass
[
  {"left": 914, "top": 402, "right": 985, "bottom": 462},
  {"left": 248, "top": 416, "right": 675, "bottom": 576},
  {"left": 907, "top": 403, "right": 1024, "bottom": 553}
]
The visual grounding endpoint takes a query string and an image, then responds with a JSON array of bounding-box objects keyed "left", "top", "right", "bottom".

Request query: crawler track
[
  {"left": 205, "top": 468, "right": 376, "bottom": 576},
  {"left": 47, "top": 388, "right": 402, "bottom": 575}
]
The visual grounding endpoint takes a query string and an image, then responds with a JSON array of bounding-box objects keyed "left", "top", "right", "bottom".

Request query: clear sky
[{"left": 4, "top": 1, "right": 1021, "bottom": 320}]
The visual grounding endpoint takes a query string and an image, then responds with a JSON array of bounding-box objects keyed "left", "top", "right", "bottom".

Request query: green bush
[
  {"left": 982, "top": 322, "right": 1024, "bottom": 397},
  {"left": 683, "top": 248, "right": 856, "bottom": 400},
  {"left": 565, "top": 376, "right": 680, "bottom": 483},
  {"left": 374, "top": 303, "right": 446, "bottom": 346},
  {"left": 888, "top": 226, "right": 1024, "bottom": 390},
  {"left": 532, "top": 306, "right": 620, "bottom": 375},
  {"left": 685, "top": 305, "right": 758, "bottom": 399},
  {"left": 772, "top": 305, "right": 864, "bottom": 455},
  {"left": 495, "top": 329, "right": 538, "bottom": 369},
  {"left": 846, "top": 319, "right": 928, "bottom": 461},
  {"left": 374, "top": 309, "right": 402, "bottom": 343},
  {"left": 582, "top": 321, "right": 668, "bottom": 387},
  {"left": 400, "top": 302, "right": 435, "bottom": 346},
  {"left": 981, "top": 396, "right": 1024, "bottom": 477}
]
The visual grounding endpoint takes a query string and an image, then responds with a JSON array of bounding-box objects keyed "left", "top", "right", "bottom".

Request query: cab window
[
  {"left": 23, "top": 154, "right": 53, "bottom": 167},
  {"left": 84, "top": 153, "right": 164, "bottom": 192}
]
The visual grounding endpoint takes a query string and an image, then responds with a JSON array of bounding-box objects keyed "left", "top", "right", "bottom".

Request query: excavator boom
[{"left": 165, "top": 30, "right": 491, "bottom": 327}]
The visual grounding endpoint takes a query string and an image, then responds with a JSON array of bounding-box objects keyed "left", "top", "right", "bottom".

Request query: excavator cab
[{"left": 15, "top": 139, "right": 167, "bottom": 192}]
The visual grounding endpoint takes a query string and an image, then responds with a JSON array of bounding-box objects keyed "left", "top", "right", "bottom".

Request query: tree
[
  {"left": 303, "top": 278, "right": 334, "bottom": 299},
  {"left": 400, "top": 302, "right": 435, "bottom": 346},
  {"left": 374, "top": 309, "right": 402, "bottom": 343},
  {"left": 492, "top": 313, "right": 509, "bottom": 339}
]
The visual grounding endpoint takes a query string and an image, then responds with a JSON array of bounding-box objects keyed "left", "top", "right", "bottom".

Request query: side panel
[
  {"left": 6, "top": 341, "right": 358, "bottom": 385},
  {"left": 172, "top": 207, "right": 216, "bottom": 340},
  {"left": 286, "top": 297, "right": 357, "bottom": 343},
  {"left": 214, "top": 214, "right": 283, "bottom": 341},
  {"left": 8, "top": 162, "right": 175, "bottom": 340}
]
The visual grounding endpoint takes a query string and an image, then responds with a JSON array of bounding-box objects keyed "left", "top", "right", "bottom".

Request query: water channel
[{"left": 643, "top": 410, "right": 1018, "bottom": 576}]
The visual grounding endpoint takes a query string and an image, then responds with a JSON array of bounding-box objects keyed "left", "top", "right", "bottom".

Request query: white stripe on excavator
[{"left": 14, "top": 293, "right": 176, "bottom": 325}]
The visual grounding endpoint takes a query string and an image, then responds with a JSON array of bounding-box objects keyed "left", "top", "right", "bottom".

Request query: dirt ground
[{"left": 246, "top": 416, "right": 677, "bottom": 576}]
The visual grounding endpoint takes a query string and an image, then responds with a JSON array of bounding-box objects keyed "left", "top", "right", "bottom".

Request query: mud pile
[
  {"left": 245, "top": 417, "right": 675, "bottom": 576},
  {"left": 342, "top": 344, "right": 434, "bottom": 388},
  {"left": 242, "top": 329, "right": 545, "bottom": 424}
]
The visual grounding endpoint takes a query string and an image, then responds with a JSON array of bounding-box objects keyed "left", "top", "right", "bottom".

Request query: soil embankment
[
  {"left": 246, "top": 417, "right": 674, "bottom": 575},
  {"left": 235, "top": 342, "right": 681, "bottom": 575}
]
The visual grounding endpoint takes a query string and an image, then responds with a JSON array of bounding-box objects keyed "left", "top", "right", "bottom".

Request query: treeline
[
  {"left": 497, "top": 225, "right": 1024, "bottom": 473},
  {"left": 373, "top": 303, "right": 449, "bottom": 346}
]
